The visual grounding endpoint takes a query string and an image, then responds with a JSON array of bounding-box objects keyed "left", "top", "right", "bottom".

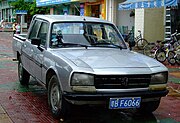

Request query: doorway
[{"left": 91, "top": 5, "right": 100, "bottom": 18}]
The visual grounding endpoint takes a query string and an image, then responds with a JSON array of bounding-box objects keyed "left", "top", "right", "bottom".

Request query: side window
[
  {"left": 29, "top": 20, "right": 41, "bottom": 39},
  {"left": 37, "top": 22, "right": 49, "bottom": 46}
]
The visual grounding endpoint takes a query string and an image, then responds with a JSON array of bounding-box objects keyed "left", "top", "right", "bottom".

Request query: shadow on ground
[{"left": 23, "top": 79, "right": 158, "bottom": 123}]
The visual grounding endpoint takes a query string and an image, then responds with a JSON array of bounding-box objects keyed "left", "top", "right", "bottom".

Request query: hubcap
[{"left": 50, "top": 83, "right": 61, "bottom": 111}]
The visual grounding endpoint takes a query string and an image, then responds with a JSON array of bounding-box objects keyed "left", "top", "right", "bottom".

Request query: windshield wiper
[
  {"left": 58, "top": 43, "right": 90, "bottom": 49},
  {"left": 91, "top": 42, "right": 123, "bottom": 50}
]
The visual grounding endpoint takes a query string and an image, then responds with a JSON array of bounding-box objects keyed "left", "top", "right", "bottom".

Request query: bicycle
[
  {"left": 167, "top": 46, "right": 180, "bottom": 65},
  {"left": 155, "top": 31, "right": 180, "bottom": 63},
  {"left": 125, "top": 29, "right": 148, "bottom": 50},
  {"left": 144, "top": 31, "right": 180, "bottom": 64},
  {"left": 143, "top": 40, "right": 162, "bottom": 58}
]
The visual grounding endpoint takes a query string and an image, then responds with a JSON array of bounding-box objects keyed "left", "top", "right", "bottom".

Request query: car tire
[
  {"left": 138, "top": 99, "right": 160, "bottom": 113},
  {"left": 48, "top": 75, "right": 70, "bottom": 119},
  {"left": 18, "top": 58, "right": 30, "bottom": 85}
]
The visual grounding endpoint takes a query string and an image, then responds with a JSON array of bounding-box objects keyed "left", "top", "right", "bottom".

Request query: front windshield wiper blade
[
  {"left": 58, "top": 43, "right": 90, "bottom": 49},
  {"left": 91, "top": 42, "right": 123, "bottom": 50}
]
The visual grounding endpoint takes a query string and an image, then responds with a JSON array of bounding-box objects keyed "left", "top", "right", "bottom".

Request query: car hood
[{"left": 53, "top": 48, "right": 164, "bottom": 69}]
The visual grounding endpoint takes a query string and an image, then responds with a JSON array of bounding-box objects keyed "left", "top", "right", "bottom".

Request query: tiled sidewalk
[{"left": 0, "top": 105, "right": 12, "bottom": 123}]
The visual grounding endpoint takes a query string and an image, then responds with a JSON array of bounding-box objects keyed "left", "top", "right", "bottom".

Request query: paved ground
[{"left": 0, "top": 32, "right": 179, "bottom": 123}]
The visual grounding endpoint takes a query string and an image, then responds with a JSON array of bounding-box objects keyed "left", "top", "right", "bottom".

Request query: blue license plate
[{"left": 109, "top": 97, "right": 141, "bottom": 109}]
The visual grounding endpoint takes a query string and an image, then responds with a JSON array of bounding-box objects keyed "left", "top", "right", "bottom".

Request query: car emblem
[{"left": 121, "top": 77, "right": 128, "bottom": 86}]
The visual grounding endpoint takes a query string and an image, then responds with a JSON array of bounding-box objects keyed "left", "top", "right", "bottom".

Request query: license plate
[{"left": 109, "top": 97, "right": 141, "bottom": 109}]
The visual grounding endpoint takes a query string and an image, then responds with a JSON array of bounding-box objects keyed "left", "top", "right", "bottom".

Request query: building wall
[
  {"left": 0, "top": 0, "right": 15, "bottom": 23},
  {"left": 108, "top": 0, "right": 119, "bottom": 24},
  {"left": 106, "top": 0, "right": 115, "bottom": 22},
  {"left": 117, "top": 10, "right": 135, "bottom": 32},
  {"left": 84, "top": 0, "right": 105, "bottom": 19},
  {"left": 144, "top": 8, "right": 164, "bottom": 42},
  {"left": 134, "top": 8, "right": 164, "bottom": 43},
  {"left": 134, "top": 9, "right": 145, "bottom": 38},
  {"left": 117, "top": 0, "right": 165, "bottom": 43},
  {"left": 116, "top": 0, "right": 135, "bottom": 34}
]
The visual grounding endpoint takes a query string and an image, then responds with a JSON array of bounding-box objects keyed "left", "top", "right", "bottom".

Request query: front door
[
  {"left": 23, "top": 20, "right": 41, "bottom": 76},
  {"left": 31, "top": 21, "right": 49, "bottom": 82},
  {"left": 27, "top": 20, "right": 49, "bottom": 82}
]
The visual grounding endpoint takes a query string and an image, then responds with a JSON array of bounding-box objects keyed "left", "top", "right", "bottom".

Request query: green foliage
[{"left": 10, "top": 0, "right": 50, "bottom": 16}]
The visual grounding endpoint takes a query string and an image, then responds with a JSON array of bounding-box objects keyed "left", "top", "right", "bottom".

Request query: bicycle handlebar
[{"left": 171, "top": 30, "right": 178, "bottom": 37}]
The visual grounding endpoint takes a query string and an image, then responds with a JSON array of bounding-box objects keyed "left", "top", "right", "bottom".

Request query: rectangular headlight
[
  {"left": 150, "top": 72, "right": 168, "bottom": 84},
  {"left": 71, "top": 73, "right": 94, "bottom": 86}
]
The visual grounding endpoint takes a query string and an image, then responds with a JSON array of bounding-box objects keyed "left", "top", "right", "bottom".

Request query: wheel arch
[
  {"left": 46, "top": 68, "right": 60, "bottom": 89},
  {"left": 46, "top": 68, "right": 55, "bottom": 89}
]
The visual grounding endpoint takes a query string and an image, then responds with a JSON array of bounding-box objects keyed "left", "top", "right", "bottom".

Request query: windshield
[{"left": 50, "top": 22, "right": 127, "bottom": 49}]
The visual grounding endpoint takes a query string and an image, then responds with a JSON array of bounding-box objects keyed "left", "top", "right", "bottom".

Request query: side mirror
[{"left": 31, "top": 38, "right": 41, "bottom": 46}]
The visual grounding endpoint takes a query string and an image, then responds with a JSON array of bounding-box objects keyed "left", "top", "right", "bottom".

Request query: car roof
[{"left": 35, "top": 15, "right": 112, "bottom": 24}]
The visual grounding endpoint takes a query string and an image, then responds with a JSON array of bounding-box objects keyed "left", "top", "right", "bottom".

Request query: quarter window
[{"left": 29, "top": 20, "right": 41, "bottom": 39}]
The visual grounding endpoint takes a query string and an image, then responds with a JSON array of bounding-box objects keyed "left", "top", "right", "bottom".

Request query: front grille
[{"left": 94, "top": 75, "right": 151, "bottom": 89}]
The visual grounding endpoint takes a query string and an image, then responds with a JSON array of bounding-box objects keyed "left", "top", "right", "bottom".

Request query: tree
[{"left": 10, "top": 0, "right": 50, "bottom": 16}]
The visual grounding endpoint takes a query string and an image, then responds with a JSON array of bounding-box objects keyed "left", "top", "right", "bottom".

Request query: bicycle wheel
[
  {"left": 155, "top": 49, "right": 166, "bottom": 63},
  {"left": 137, "top": 38, "right": 148, "bottom": 50},
  {"left": 173, "top": 42, "right": 179, "bottom": 49},
  {"left": 175, "top": 52, "right": 180, "bottom": 65},
  {"left": 143, "top": 43, "right": 155, "bottom": 58},
  {"left": 167, "top": 51, "right": 176, "bottom": 65}
]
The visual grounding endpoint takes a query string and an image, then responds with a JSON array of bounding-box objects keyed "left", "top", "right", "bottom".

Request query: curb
[{"left": 0, "top": 105, "right": 13, "bottom": 123}]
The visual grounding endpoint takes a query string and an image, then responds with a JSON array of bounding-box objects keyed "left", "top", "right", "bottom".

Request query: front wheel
[
  {"left": 18, "top": 59, "right": 30, "bottom": 85},
  {"left": 48, "top": 75, "right": 69, "bottom": 119},
  {"left": 155, "top": 49, "right": 166, "bottom": 63},
  {"left": 137, "top": 38, "right": 148, "bottom": 50},
  {"left": 167, "top": 51, "right": 176, "bottom": 65}
]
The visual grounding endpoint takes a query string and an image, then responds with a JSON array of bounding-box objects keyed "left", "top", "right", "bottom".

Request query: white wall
[
  {"left": 106, "top": 0, "right": 116, "bottom": 23},
  {"left": 134, "top": 9, "right": 145, "bottom": 37},
  {"left": 115, "top": 0, "right": 165, "bottom": 42},
  {"left": 144, "top": 8, "right": 164, "bottom": 42},
  {"left": 116, "top": 0, "right": 135, "bottom": 32},
  {"left": 134, "top": 8, "right": 165, "bottom": 42},
  {"left": 117, "top": 10, "right": 135, "bottom": 29}
]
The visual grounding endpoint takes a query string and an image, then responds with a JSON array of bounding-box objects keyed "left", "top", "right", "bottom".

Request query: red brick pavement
[
  {"left": 0, "top": 32, "right": 58, "bottom": 122},
  {"left": 0, "top": 32, "right": 179, "bottom": 122},
  {"left": 0, "top": 91, "right": 59, "bottom": 123}
]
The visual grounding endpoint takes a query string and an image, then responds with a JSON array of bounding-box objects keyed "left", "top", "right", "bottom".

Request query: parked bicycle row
[
  {"left": 143, "top": 30, "right": 180, "bottom": 65},
  {"left": 124, "top": 29, "right": 180, "bottom": 65}
]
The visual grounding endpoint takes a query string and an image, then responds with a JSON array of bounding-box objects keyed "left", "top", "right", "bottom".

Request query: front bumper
[{"left": 63, "top": 89, "right": 169, "bottom": 104}]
